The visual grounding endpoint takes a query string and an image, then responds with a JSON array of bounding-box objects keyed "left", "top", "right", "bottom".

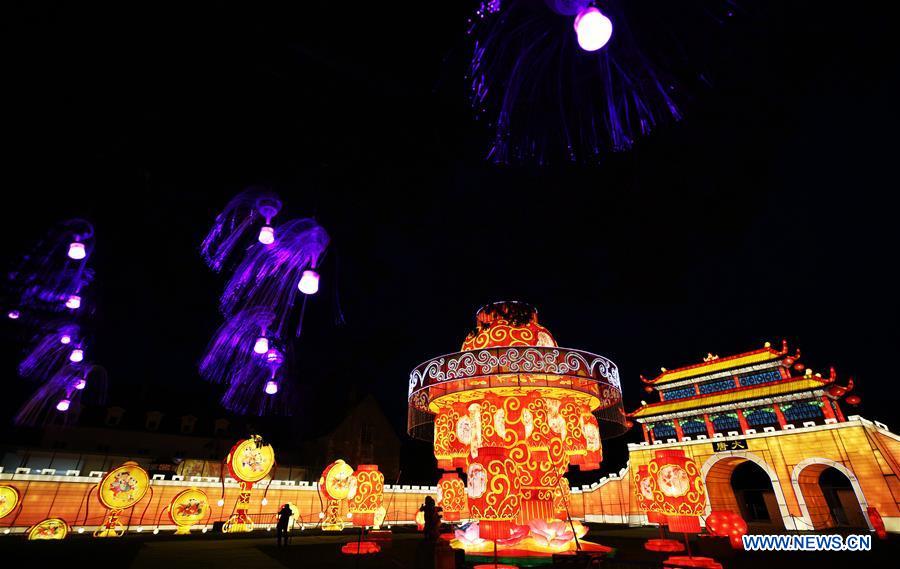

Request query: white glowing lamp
[
  {"left": 264, "top": 380, "right": 279, "bottom": 395},
  {"left": 65, "top": 295, "right": 81, "bottom": 310},
  {"left": 69, "top": 348, "right": 84, "bottom": 363},
  {"left": 7, "top": 310, "right": 19, "bottom": 320},
  {"left": 254, "top": 336, "right": 269, "bottom": 354},
  {"left": 68, "top": 242, "right": 86, "bottom": 260},
  {"left": 298, "top": 269, "right": 320, "bottom": 295},
  {"left": 74, "top": 378, "right": 87, "bottom": 390},
  {"left": 56, "top": 398, "right": 71, "bottom": 412},
  {"left": 60, "top": 334, "right": 72, "bottom": 345},
  {"left": 261, "top": 498, "right": 269, "bottom": 506},
  {"left": 217, "top": 499, "right": 225, "bottom": 507},
  {"left": 318, "top": 512, "right": 325, "bottom": 519},
  {"left": 258, "top": 225, "right": 275, "bottom": 245},
  {"left": 574, "top": 7, "right": 613, "bottom": 51}
]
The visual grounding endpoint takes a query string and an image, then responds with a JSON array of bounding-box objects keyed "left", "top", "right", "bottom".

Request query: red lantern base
[
  {"left": 341, "top": 541, "right": 380, "bottom": 555},
  {"left": 645, "top": 539, "right": 685, "bottom": 553},
  {"left": 663, "top": 556, "right": 722, "bottom": 569}
]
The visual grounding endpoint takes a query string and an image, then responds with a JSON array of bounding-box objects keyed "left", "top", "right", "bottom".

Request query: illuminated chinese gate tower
[
  {"left": 408, "top": 302, "right": 627, "bottom": 540},
  {"left": 630, "top": 340, "right": 849, "bottom": 445}
]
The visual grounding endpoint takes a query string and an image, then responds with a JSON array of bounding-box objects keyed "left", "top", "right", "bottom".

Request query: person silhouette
[{"left": 276, "top": 503, "right": 292, "bottom": 546}]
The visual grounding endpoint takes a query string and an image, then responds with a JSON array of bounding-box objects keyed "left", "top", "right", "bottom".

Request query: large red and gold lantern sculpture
[
  {"left": 408, "top": 302, "right": 626, "bottom": 555},
  {"left": 349, "top": 464, "right": 385, "bottom": 528},
  {"left": 437, "top": 472, "right": 467, "bottom": 522},
  {"left": 319, "top": 459, "right": 355, "bottom": 531},
  {"left": 222, "top": 435, "right": 275, "bottom": 533},
  {"left": 94, "top": 461, "right": 151, "bottom": 537}
]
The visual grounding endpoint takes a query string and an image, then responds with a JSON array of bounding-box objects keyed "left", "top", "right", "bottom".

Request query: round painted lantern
[
  {"left": 0, "top": 485, "right": 20, "bottom": 520},
  {"left": 169, "top": 488, "right": 209, "bottom": 534},
  {"left": 437, "top": 472, "right": 467, "bottom": 522},
  {"left": 320, "top": 459, "right": 357, "bottom": 501},
  {"left": 227, "top": 436, "right": 276, "bottom": 484},
  {"left": 646, "top": 449, "right": 706, "bottom": 533},
  {"left": 98, "top": 461, "right": 150, "bottom": 511},
  {"left": 349, "top": 464, "right": 385, "bottom": 527},
  {"left": 409, "top": 302, "right": 626, "bottom": 547}
]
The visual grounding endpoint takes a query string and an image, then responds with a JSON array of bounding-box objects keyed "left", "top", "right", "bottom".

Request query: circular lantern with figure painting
[
  {"left": 646, "top": 449, "right": 706, "bottom": 533},
  {"left": 169, "top": 488, "right": 209, "bottom": 535},
  {"left": 0, "top": 485, "right": 20, "bottom": 520},
  {"left": 437, "top": 471, "right": 467, "bottom": 522}
]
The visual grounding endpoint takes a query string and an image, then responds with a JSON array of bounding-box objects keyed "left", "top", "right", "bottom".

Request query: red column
[
  {"left": 821, "top": 396, "right": 836, "bottom": 421},
  {"left": 773, "top": 404, "right": 787, "bottom": 428},
  {"left": 674, "top": 419, "right": 684, "bottom": 440},
  {"left": 832, "top": 400, "right": 846, "bottom": 422},
  {"left": 736, "top": 410, "right": 749, "bottom": 433},
  {"left": 703, "top": 413, "right": 714, "bottom": 437},
  {"left": 733, "top": 375, "right": 740, "bottom": 388},
  {"left": 642, "top": 423, "right": 650, "bottom": 443}
]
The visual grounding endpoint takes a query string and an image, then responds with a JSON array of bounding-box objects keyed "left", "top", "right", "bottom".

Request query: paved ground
[{"left": 2, "top": 525, "right": 897, "bottom": 568}]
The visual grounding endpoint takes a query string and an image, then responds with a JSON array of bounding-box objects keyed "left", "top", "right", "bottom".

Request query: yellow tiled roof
[
  {"left": 649, "top": 346, "right": 785, "bottom": 385},
  {"left": 630, "top": 378, "right": 824, "bottom": 418}
]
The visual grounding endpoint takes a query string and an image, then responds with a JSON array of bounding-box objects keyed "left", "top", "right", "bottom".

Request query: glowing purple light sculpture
[
  {"left": 7, "top": 310, "right": 19, "bottom": 320},
  {"left": 67, "top": 242, "right": 86, "bottom": 260},
  {"left": 56, "top": 398, "right": 71, "bottom": 412},
  {"left": 466, "top": 0, "right": 729, "bottom": 163},
  {"left": 201, "top": 189, "right": 332, "bottom": 415},
  {"left": 65, "top": 295, "right": 81, "bottom": 310},
  {"left": 200, "top": 188, "right": 282, "bottom": 271},
  {"left": 298, "top": 269, "right": 320, "bottom": 295},
  {"left": 258, "top": 225, "right": 275, "bottom": 245},
  {"left": 69, "top": 348, "right": 84, "bottom": 363},
  {"left": 74, "top": 378, "right": 87, "bottom": 390},
  {"left": 574, "top": 7, "right": 612, "bottom": 51},
  {"left": 60, "top": 334, "right": 72, "bottom": 345},
  {"left": 253, "top": 336, "right": 270, "bottom": 354}
]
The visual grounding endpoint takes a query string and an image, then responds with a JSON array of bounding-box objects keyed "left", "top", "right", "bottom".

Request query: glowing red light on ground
[
  {"left": 341, "top": 541, "right": 380, "bottom": 555},
  {"left": 645, "top": 538, "right": 685, "bottom": 552}
]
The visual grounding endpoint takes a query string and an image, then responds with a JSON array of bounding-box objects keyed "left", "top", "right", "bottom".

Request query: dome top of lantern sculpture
[{"left": 408, "top": 301, "right": 626, "bottom": 441}]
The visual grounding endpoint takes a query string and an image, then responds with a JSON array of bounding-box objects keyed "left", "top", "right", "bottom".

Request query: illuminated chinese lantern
[
  {"left": 633, "top": 465, "right": 667, "bottom": 526},
  {"left": 646, "top": 449, "right": 706, "bottom": 533},
  {"left": 706, "top": 511, "right": 748, "bottom": 549},
  {"left": 222, "top": 435, "right": 275, "bottom": 533},
  {"left": 168, "top": 488, "right": 209, "bottom": 535},
  {"left": 408, "top": 302, "right": 627, "bottom": 553},
  {"left": 94, "top": 461, "right": 151, "bottom": 537},
  {"left": 552, "top": 477, "right": 570, "bottom": 521},
  {"left": 349, "top": 464, "right": 384, "bottom": 528},
  {"left": 437, "top": 472, "right": 467, "bottom": 522},
  {"left": 319, "top": 459, "right": 355, "bottom": 531},
  {"left": 466, "top": 446, "right": 520, "bottom": 541}
]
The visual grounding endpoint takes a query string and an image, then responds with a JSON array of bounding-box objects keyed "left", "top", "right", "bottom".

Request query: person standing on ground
[{"left": 276, "top": 503, "right": 292, "bottom": 547}]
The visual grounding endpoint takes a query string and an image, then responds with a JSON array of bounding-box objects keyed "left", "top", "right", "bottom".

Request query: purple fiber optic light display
[
  {"left": 298, "top": 269, "right": 320, "bottom": 295},
  {"left": 67, "top": 241, "right": 86, "bottom": 260},
  {"left": 466, "top": 0, "right": 729, "bottom": 163},
  {"left": 574, "top": 7, "right": 612, "bottom": 51},
  {"left": 7, "top": 310, "right": 19, "bottom": 319},
  {"left": 7, "top": 220, "right": 107, "bottom": 426},
  {"left": 200, "top": 187, "right": 283, "bottom": 272},
  {"left": 258, "top": 225, "right": 275, "bottom": 245},
  {"left": 200, "top": 189, "right": 333, "bottom": 415}
]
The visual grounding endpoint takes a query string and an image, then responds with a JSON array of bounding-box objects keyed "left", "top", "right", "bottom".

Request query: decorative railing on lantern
[{"left": 407, "top": 345, "right": 625, "bottom": 440}]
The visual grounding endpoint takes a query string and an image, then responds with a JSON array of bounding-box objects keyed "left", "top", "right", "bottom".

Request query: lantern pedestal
[
  {"left": 94, "top": 508, "right": 124, "bottom": 538},
  {"left": 663, "top": 555, "right": 723, "bottom": 569},
  {"left": 222, "top": 488, "right": 254, "bottom": 533},
  {"left": 645, "top": 538, "right": 685, "bottom": 553}
]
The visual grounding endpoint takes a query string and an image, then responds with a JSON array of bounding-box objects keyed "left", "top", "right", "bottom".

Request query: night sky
[{"left": 1, "top": 2, "right": 897, "bottom": 484}]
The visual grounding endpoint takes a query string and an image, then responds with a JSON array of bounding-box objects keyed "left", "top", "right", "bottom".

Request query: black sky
[{"left": 1, "top": 1, "right": 897, "bottom": 484}]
